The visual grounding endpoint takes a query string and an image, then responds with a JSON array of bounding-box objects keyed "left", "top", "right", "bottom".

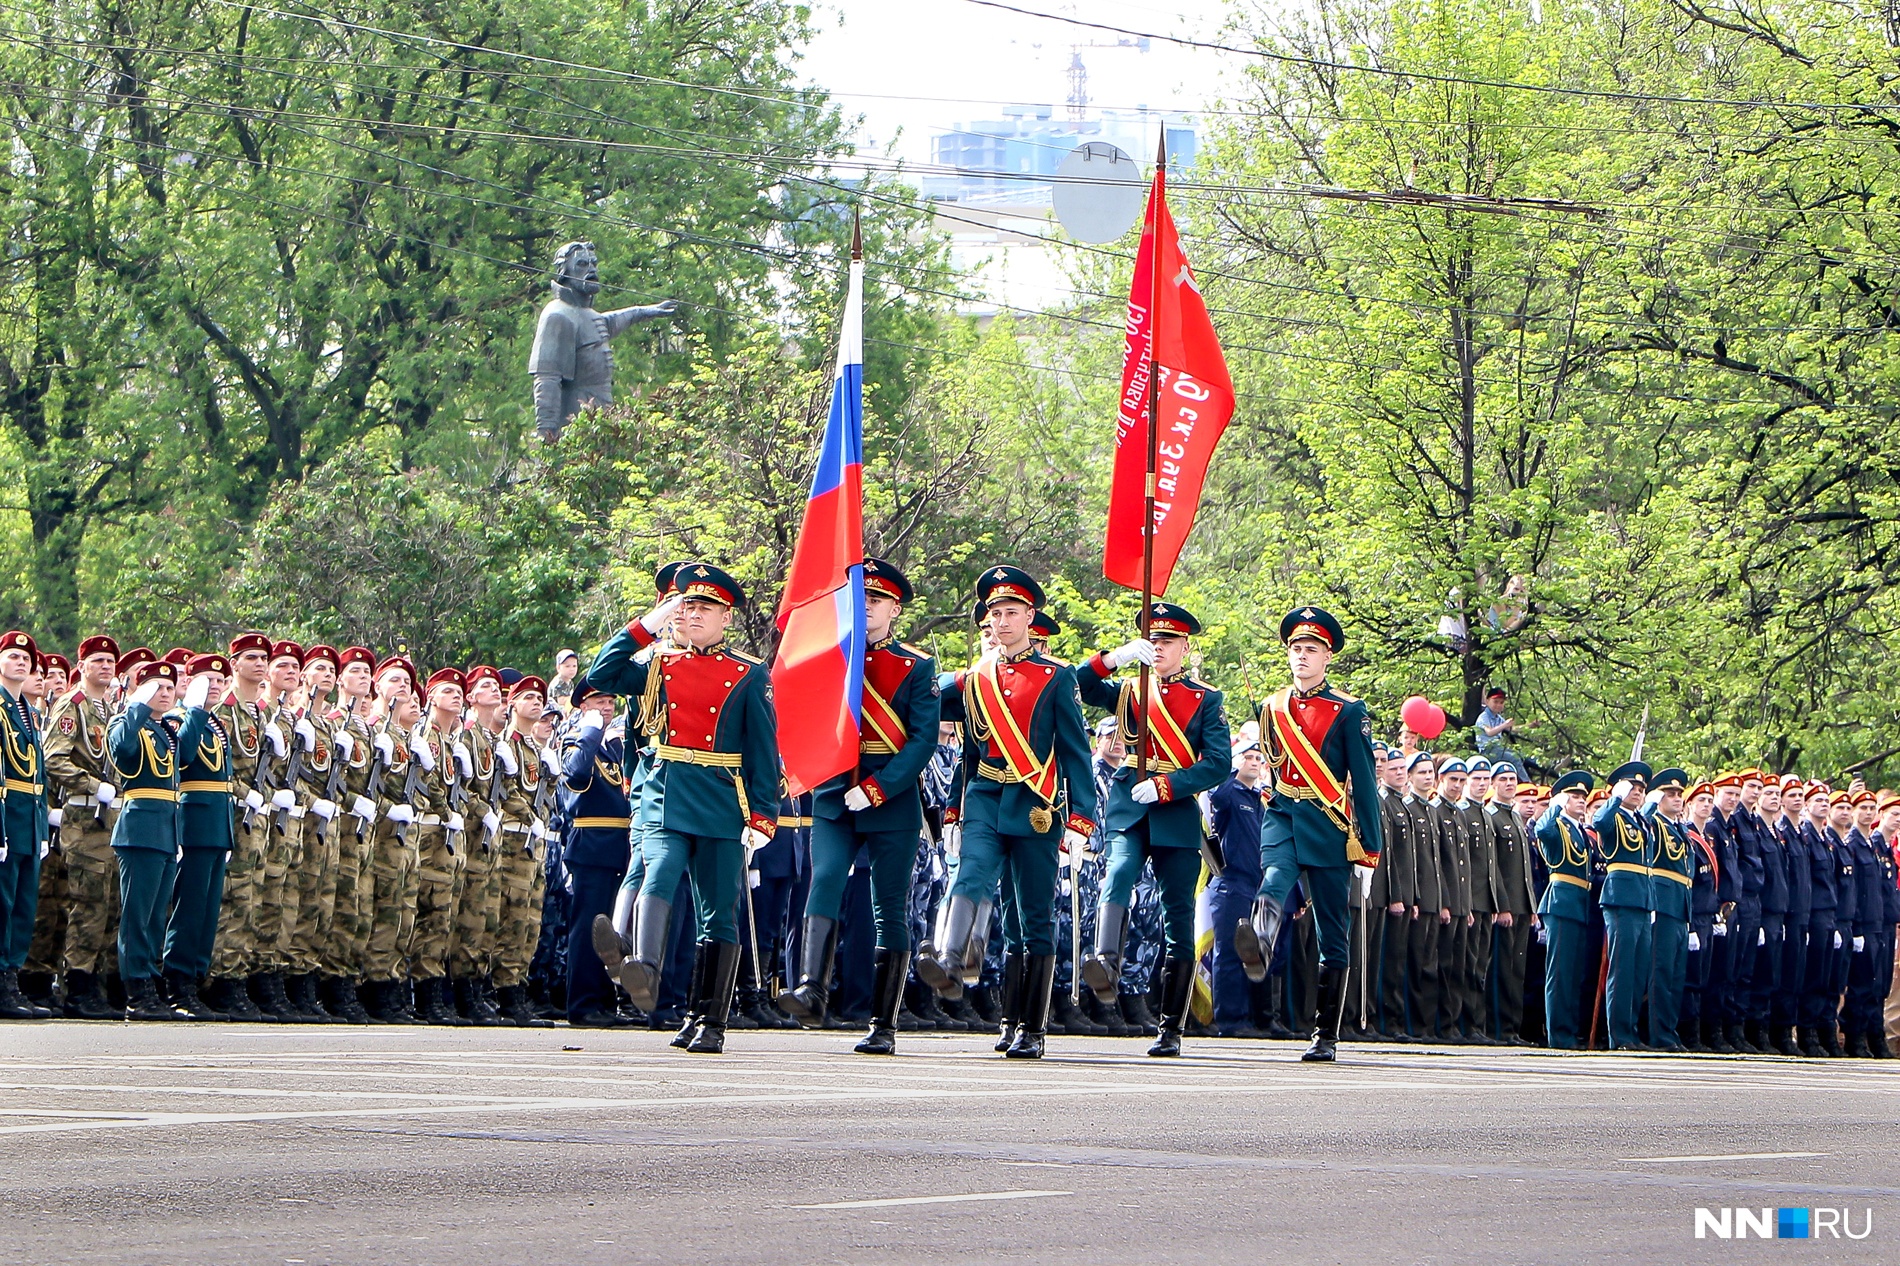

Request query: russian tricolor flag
[{"left": 771, "top": 244, "right": 867, "bottom": 796}]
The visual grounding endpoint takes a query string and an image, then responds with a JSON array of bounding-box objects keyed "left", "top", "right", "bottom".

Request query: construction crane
[{"left": 1066, "top": 36, "right": 1149, "bottom": 120}]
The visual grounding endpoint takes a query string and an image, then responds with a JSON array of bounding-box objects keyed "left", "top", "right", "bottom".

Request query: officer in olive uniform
[
  {"left": 163, "top": 653, "right": 235, "bottom": 1020},
  {"left": 0, "top": 630, "right": 50, "bottom": 1019},
  {"left": 1399, "top": 751, "right": 1444, "bottom": 1041},
  {"left": 1643, "top": 768, "right": 1693, "bottom": 1051},
  {"left": 1592, "top": 760, "right": 1655, "bottom": 1051},
  {"left": 915, "top": 566, "right": 1098, "bottom": 1060},
  {"left": 587, "top": 562, "right": 782, "bottom": 1054},
  {"left": 1534, "top": 770, "right": 1596, "bottom": 1049},
  {"left": 1075, "top": 601, "right": 1231, "bottom": 1057},
  {"left": 1234, "top": 607, "right": 1383, "bottom": 1062},
  {"left": 781, "top": 558, "right": 939, "bottom": 1056},
  {"left": 1430, "top": 758, "right": 1475, "bottom": 1041},
  {"left": 107, "top": 660, "right": 186, "bottom": 1021}
]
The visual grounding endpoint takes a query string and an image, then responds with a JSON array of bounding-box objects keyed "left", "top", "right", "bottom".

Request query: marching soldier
[
  {"left": 1719, "top": 772, "right": 1767, "bottom": 1052},
  {"left": 915, "top": 566, "right": 1097, "bottom": 1059},
  {"left": 319, "top": 646, "right": 381, "bottom": 1024},
  {"left": 1233, "top": 606, "right": 1383, "bottom": 1062},
  {"left": 363, "top": 658, "right": 424, "bottom": 1023},
  {"left": 1643, "top": 768, "right": 1693, "bottom": 1051},
  {"left": 106, "top": 659, "right": 184, "bottom": 1022},
  {"left": 1534, "top": 770, "right": 1595, "bottom": 1049},
  {"left": 43, "top": 634, "right": 122, "bottom": 1019},
  {"left": 1075, "top": 601, "right": 1230, "bottom": 1057},
  {"left": 1592, "top": 760, "right": 1655, "bottom": 1050},
  {"left": 491, "top": 674, "right": 554, "bottom": 1027},
  {"left": 1840, "top": 790, "right": 1887, "bottom": 1057},
  {"left": 0, "top": 631, "right": 50, "bottom": 1019},
  {"left": 163, "top": 653, "right": 235, "bottom": 1020},
  {"left": 587, "top": 562, "right": 782, "bottom": 1054},
  {"left": 205, "top": 632, "right": 276, "bottom": 1022},
  {"left": 780, "top": 558, "right": 940, "bottom": 1056},
  {"left": 409, "top": 667, "right": 472, "bottom": 1026}
]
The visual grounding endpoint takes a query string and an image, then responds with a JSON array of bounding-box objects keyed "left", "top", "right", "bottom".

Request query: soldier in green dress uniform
[
  {"left": 107, "top": 660, "right": 186, "bottom": 1021},
  {"left": 1593, "top": 760, "right": 1656, "bottom": 1051},
  {"left": 1643, "top": 767, "right": 1694, "bottom": 1051},
  {"left": 0, "top": 631, "right": 51, "bottom": 1019},
  {"left": 163, "top": 653, "right": 235, "bottom": 1020}
]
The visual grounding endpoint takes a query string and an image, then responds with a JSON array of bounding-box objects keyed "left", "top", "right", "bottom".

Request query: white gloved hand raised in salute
[{"left": 639, "top": 594, "right": 684, "bottom": 635}]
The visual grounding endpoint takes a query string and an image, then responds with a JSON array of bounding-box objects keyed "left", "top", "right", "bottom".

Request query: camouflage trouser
[
  {"left": 323, "top": 817, "right": 375, "bottom": 977},
  {"left": 255, "top": 812, "right": 306, "bottom": 971},
  {"left": 59, "top": 819, "right": 120, "bottom": 977},
  {"left": 409, "top": 824, "right": 464, "bottom": 981},
  {"left": 210, "top": 814, "right": 270, "bottom": 979},
  {"left": 24, "top": 838, "right": 66, "bottom": 975},
  {"left": 449, "top": 832, "right": 502, "bottom": 977},
  {"left": 363, "top": 818, "right": 420, "bottom": 983},
  {"left": 492, "top": 829, "right": 546, "bottom": 987},
  {"left": 287, "top": 812, "right": 341, "bottom": 975}
]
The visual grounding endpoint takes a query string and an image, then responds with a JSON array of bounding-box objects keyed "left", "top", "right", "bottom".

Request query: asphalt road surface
[{"left": 4, "top": 1022, "right": 1896, "bottom": 1264}]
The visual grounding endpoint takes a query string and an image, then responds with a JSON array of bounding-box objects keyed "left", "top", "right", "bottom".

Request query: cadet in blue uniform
[
  {"left": 1642, "top": 768, "right": 1692, "bottom": 1051},
  {"left": 587, "top": 562, "right": 781, "bottom": 1054},
  {"left": 560, "top": 678, "right": 634, "bottom": 1028},
  {"left": 1592, "top": 760, "right": 1655, "bottom": 1051},
  {"left": 1681, "top": 780, "right": 1720, "bottom": 1050},
  {"left": 1841, "top": 790, "right": 1888, "bottom": 1057},
  {"left": 1750, "top": 775, "right": 1791, "bottom": 1053},
  {"left": 1716, "top": 772, "right": 1766, "bottom": 1051},
  {"left": 1233, "top": 606, "right": 1383, "bottom": 1063},
  {"left": 108, "top": 660, "right": 187, "bottom": 1021},
  {"left": 163, "top": 653, "right": 236, "bottom": 1020},
  {"left": 916, "top": 565, "right": 1098, "bottom": 1060},
  {"left": 1866, "top": 791, "right": 1900, "bottom": 1058},
  {"left": 1772, "top": 779, "right": 1813, "bottom": 1055},
  {"left": 781, "top": 558, "right": 939, "bottom": 1055},
  {"left": 1534, "top": 771, "right": 1596, "bottom": 1049},
  {"left": 0, "top": 630, "right": 51, "bottom": 1020},
  {"left": 1075, "top": 601, "right": 1230, "bottom": 1056},
  {"left": 1799, "top": 785, "right": 1847, "bottom": 1056},
  {"left": 1207, "top": 734, "right": 1267, "bottom": 1036}
]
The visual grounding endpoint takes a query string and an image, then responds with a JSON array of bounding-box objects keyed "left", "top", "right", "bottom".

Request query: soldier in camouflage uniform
[
  {"left": 490, "top": 674, "right": 553, "bottom": 1026},
  {"left": 43, "top": 635, "right": 123, "bottom": 1019},
  {"left": 362, "top": 659, "right": 424, "bottom": 1023},
  {"left": 452, "top": 665, "right": 507, "bottom": 1025},
  {"left": 409, "top": 666, "right": 471, "bottom": 1026},
  {"left": 205, "top": 632, "right": 277, "bottom": 1022},
  {"left": 318, "top": 646, "right": 380, "bottom": 1024},
  {"left": 284, "top": 644, "right": 346, "bottom": 1022}
]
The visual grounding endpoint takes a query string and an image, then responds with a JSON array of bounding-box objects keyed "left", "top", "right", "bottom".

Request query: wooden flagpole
[{"left": 1137, "top": 129, "right": 1165, "bottom": 782}]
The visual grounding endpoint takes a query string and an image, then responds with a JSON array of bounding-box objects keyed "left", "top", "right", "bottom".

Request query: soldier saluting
[{"left": 1233, "top": 606, "right": 1383, "bottom": 1063}]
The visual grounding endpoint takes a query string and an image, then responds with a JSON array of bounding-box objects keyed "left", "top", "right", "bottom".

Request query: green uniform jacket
[
  {"left": 173, "top": 704, "right": 233, "bottom": 853},
  {"left": 1535, "top": 804, "right": 1595, "bottom": 922},
  {"left": 1592, "top": 800, "right": 1656, "bottom": 911},
  {"left": 106, "top": 701, "right": 181, "bottom": 854},
  {"left": 1258, "top": 682, "right": 1383, "bottom": 869},
  {"left": 1077, "top": 654, "right": 1230, "bottom": 850},
  {"left": 942, "top": 650, "right": 1099, "bottom": 840},
  {"left": 1645, "top": 810, "right": 1694, "bottom": 922},
  {"left": 588, "top": 624, "right": 782, "bottom": 841},
  {"left": 0, "top": 686, "right": 47, "bottom": 854},
  {"left": 813, "top": 637, "right": 940, "bottom": 836}
]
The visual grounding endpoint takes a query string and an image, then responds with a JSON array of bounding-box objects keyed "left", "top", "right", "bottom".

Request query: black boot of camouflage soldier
[
  {"left": 993, "top": 952, "right": 1026, "bottom": 1052},
  {"left": 1148, "top": 956, "right": 1196, "bottom": 1057},
  {"left": 62, "top": 970, "right": 118, "bottom": 1020},
  {"left": 324, "top": 975, "right": 372, "bottom": 1025},
  {"left": 1005, "top": 954, "right": 1057, "bottom": 1059},
  {"left": 686, "top": 941, "right": 744, "bottom": 1054},
  {"left": 252, "top": 972, "right": 301, "bottom": 1022},
  {"left": 777, "top": 915, "right": 838, "bottom": 1028},
  {"left": 1303, "top": 965, "right": 1347, "bottom": 1062},
  {"left": 855, "top": 947, "right": 907, "bottom": 1056},
  {"left": 1234, "top": 895, "right": 1284, "bottom": 984}
]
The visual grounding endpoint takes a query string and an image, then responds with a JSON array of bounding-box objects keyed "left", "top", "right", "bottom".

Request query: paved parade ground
[{"left": 4, "top": 1024, "right": 1897, "bottom": 1264}]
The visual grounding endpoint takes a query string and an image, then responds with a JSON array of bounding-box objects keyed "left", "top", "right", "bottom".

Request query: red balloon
[{"left": 1400, "top": 695, "right": 1448, "bottom": 741}]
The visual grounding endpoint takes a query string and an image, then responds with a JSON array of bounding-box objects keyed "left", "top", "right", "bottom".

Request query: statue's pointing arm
[{"left": 599, "top": 298, "right": 679, "bottom": 339}]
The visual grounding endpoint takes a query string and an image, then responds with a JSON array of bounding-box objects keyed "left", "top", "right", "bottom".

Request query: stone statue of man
[{"left": 528, "top": 241, "right": 678, "bottom": 442}]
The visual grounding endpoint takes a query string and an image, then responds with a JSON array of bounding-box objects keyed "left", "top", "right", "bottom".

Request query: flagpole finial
[
  {"left": 851, "top": 209, "right": 862, "bottom": 262},
  {"left": 1155, "top": 126, "right": 1167, "bottom": 171}
]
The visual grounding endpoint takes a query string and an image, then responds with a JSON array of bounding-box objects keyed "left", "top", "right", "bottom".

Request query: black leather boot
[
  {"left": 994, "top": 952, "right": 1025, "bottom": 1053},
  {"left": 253, "top": 972, "right": 300, "bottom": 1022},
  {"left": 1234, "top": 895, "right": 1284, "bottom": 983},
  {"left": 419, "top": 976, "right": 465, "bottom": 1026},
  {"left": 1705, "top": 1018, "right": 1734, "bottom": 1053},
  {"left": 1845, "top": 1030, "right": 1873, "bottom": 1058},
  {"left": 777, "top": 915, "right": 838, "bottom": 1029},
  {"left": 1302, "top": 965, "right": 1346, "bottom": 1062},
  {"left": 1798, "top": 1025, "right": 1827, "bottom": 1057},
  {"left": 63, "top": 970, "right": 118, "bottom": 1020},
  {"left": 17, "top": 970, "right": 55, "bottom": 1008},
  {"left": 1120, "top": 988, "right": 1160, "bottom": 1037},
  {"left": 1081, "top": 902, "right": 1128, "bottom": 1005},
  {"left": 456, "top": 975, "right": 506, "bottom": 1027},
  {"left": 0, "top": 968, "right": 52, "bottom": 1019},
  {"left": 855, "top": 947, "right": 906, "bottom": 1055},
  {"left": 164, "top": 971, "right": 227, "bottom": 1021},
  {"left": 671, "top": 943, "right": 710, "bottom": 1049},
  {"left": 1872, "top": 1031, "right": 1894, "bottom": 1059},
  {"left": 620, "top": 895, "right": 672, "bottom": 1012},
  {"left": 124, "top": 976, "right": 173, "bottom": 1021},
  {"left": 496, "top": 984, "right": 554, "bottom": 1027},
  {"left": 686, "top": 942, "right": 743, "bottom": 1054},
  {"left": 325, "top": 976, "right": 372, "bottom": 1025},
  {"left": 1005, "top": 954, "right": 1056, "bottom": 1059},
  {"left": 1774, "top": 1025, "right": 1803, "bottom": 1056},
  {"left": 1148, "top": 956, "right": 1195, "bottom": 1057},
  {"left": 911, "top": 985, "right": 955, "bottom": 1031},
  {"left": 1821, "top": 1023, "right": 1844, "bottom": 1058},
  {"left": 209, "top": 975, "right": 268, "bottom": 1022},
  {"left": 1087, "top": 991, "right": 1134, "bottom": 1036}
]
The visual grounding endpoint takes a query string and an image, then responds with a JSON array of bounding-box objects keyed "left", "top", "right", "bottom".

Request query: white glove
[
  {"left": 495, "top": 743, "right": 517, "bottom": 776},
  {"left": 452, "top": 742, "right": 472, "bottom": 778},
  {"left": 1712, "top": 921, "right": 1727, "bottom": 937},
  {"left": 578, "top": 711, "right": 604, "bottom": 735},
  {"left": 175, "top": 846, "right": 183, "bottom": 863},
  {"left": 385, "top": 804, "right": 415, "bottom": 824},
  {"left": 129, "top": 678, "right": 163, "bottom": 707},
  {"left": 1130, "top": 779, "right": 1161, "bottom": 805},
  {"left": 1758, "top": 927, "right": 1767, "bottom": 946},
  {"left": 1357, "top": 865, "right": 1374, "bottom": 899},
  {"left": 1106, "top": 638, "right": 1156, "bottom": 669},
  {"left": 1643, "top": 789, "right": 1663, "bottom": 811},
  {"left": 411, "top": 731, "right": 435, "bottom": 771},
  {"left": 47, "top": 808, "right": 62, "bottom": 827},
  {"left": 942, "top": 822, "right": 962, "bottom": 859},
  {"left": 264, "top": 723, "right": 287, "bottom": 758},
  {"left": 270, "top": 789, "right": 296, "bottom": 810},
  {"left": 1834, "top": 930, "right": 1843, "bottom": 949},
  {"left": 333, "top": 730, "right": 354, "bottom": 761},
  {"left": 310, "top": 799, "right": 337, "bottom": 821},
  {"left": 40, "top": 839, "right": 49, "bottom": 860},
  {"left": 640, "top": 593, "right": 685, "bottom": 634},
  {"left": 482, "top": 810, "right": 501, "bottom": 836},
  {"left": 243, "top": 790, "right": 265, "bottom": 812},
  {"left": 183, "top": 676, "right": 212, "bottom": 710},
  {"left": 95, "top": 782, "right": 117, "bottom": 806},
  {"left": 530, "top": 821, "right": 548, "bottom": 841},
  {"left": 374, "top": 732, "right": 395, "bottom": 762},
  {"left": 1536, "top": 925, "right": 1548, "bottom": 945},
  {"left": 0, "top": 840, "right": 7, "bottom": 863},
  {"left": 351, "top": 795, "right": 377, "bottom": 823},
  {"left": 447, "top": 813, "right": 465, "bottom": 833},
  {"left": 1062, "top": 828, "right": 1090, "bottom": 856},
  {"left": 843, "top": 785, "right": 872, "bottom": 812},
  {"left": 294, "top": 717, "right": 317, "bottom": 751},
  {"left": 1854, "top": 935, "right": 1866, "bottom": 953},
  {"left": 972, "top": 647, "right": 1001, "bottom": 674},
  {"left": 540, "top": 745, "right": 560, "bottom": 772},
  {"left": 1688, "top": 931, "right": 1700, "bottom": 952},
  {"left": 1611, "top": 779, "right": 1633, "bottom": 803},
  {"left": 742, "top": 826, "right": 770, "bottom": 857}
]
